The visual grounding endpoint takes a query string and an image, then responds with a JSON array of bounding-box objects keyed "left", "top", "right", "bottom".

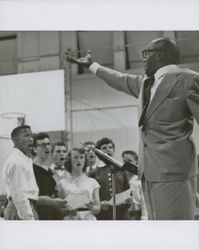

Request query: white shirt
[
  {"left": 50, "top": 164, "right": 70, "bottom": 183},
  {"left": 89, "top": 63, "right": 179, "bottom": 103},
  {"left": 150, "top": 64, "right": 179, "bottom": 101},
  {"left": 85, "top": 163, "right": 97, "bottom": 174},
  {"left": 3, "top": 148, "right": 39, "bottom": 220}
]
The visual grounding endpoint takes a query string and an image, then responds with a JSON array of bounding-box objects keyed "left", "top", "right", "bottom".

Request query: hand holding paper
[
  {"left": 65, "top": 192, "right": 91, "bottom": 209},
  {"left": 108, "top": 189, "right": 132, "bottom": 206}
]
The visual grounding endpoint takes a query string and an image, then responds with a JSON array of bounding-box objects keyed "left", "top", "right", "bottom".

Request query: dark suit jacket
[{"left": 89, "top": 165, "right": 129, "bottom": 220}]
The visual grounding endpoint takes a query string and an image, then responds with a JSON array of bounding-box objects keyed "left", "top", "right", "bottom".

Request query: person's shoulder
[
  {"left": 3, "top": 151, "right": 14, "bottom": 165},
  {"left": 88, "top": 166, "right": 102, "bottom": 176},
  {"left": 87, "top": 175, "right": 100, "bottom": 187},
  {"left": 33, "top": 163, "right": 41, "bottom": 170},
  {"left": 3, "top": 149, "right": 23, "bottom": 168},
  {"left": 87, "top": 175, "right": 98, "bottom": 182},
  {"left": 57, "top": 175, "right": 70, "bottom": 186},
  {"left": 33, "top": 164, "right": 47, "bottom": 175},
  {"left": 174, "top": 66, "right": 199, "bottom": 78}
]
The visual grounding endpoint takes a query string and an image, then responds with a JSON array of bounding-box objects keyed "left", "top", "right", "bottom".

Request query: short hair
[
  {"left": 51, "top": 142, "right": 68, "bottom": 153},
  {"left": 33, "top": 132, "right": 50, "bottom": 147},
  {"left": 95, "top": 137, "right": 115, "bottom": 150},
  {"left": 65, "top": 147, "right": 86, "bottom": 173},
  {"left": 122, "top": 150, "right": 138, "bottom": 161},
  {"left": 154, "top": 37, "right": 180, "bottom": 64},
  {"left": 11, "top": 125, "right": 31, "bottom": 139}
]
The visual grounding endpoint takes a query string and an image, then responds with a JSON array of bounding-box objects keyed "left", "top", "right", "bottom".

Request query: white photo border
[{"left": 0, "top": 1, "right": 198, "bottom": 250}]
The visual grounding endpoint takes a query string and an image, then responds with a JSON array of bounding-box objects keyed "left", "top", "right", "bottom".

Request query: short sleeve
[{"left": 90, "top": 177, "right": 100, "bottom": 190}]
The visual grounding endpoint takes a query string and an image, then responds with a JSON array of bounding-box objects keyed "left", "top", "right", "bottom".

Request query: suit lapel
[
  {"left": 143, "top": 74, "right": 178, "bottom": 124},
  {"left": 138, "top": 76, "right": 147, "bottom": 118}
]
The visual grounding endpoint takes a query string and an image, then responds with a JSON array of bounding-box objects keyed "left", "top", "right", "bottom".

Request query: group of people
[
  {"left": 2, "top": 36, "right": 199, "bottom": 220},
  {"left": 2, "top": 126, "right": 147, "bottom": 220}
]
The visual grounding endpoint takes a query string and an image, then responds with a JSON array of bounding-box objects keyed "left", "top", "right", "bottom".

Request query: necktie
[{"left": 138, "top": 76, "right": 155, "bottom": 127}]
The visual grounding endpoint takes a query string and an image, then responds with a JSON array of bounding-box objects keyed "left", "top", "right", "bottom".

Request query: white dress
[{"left": 57, "top": 173, "right": 100, "bottom": 220}]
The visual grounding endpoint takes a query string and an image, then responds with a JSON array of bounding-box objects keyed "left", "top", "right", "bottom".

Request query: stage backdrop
[{"left": 0, "top": 70, "right": 65, "bottom": 194}]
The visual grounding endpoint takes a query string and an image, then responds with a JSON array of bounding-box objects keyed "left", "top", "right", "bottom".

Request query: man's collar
[
  {"left": 38, "top": 164, "right": 49, "bottom": 171},
  {"left": 14, "top": 147, "right": 31, "bottom": 159},
  {"left": 154, "top": 64, "right": 178, "bottom": 81},
  {"left": 50, "top": 163, "right": 65, "bottom": 170},
  {"left": 33, "top": 158, "right": 50, "bottom": 171}
]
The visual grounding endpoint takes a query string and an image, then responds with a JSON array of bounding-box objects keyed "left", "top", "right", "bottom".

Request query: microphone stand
[
  {"left": 81, "top": 144, "right": 138, "bottom": 220},
  {"left": 110, "top": 165, "right": 117, "bottom": 220},
  {"left": 112, "top": 171, "right": 116, "bottom": 220}
]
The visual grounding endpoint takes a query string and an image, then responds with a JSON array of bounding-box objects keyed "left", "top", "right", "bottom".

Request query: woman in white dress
[{"left": 56, "top": 147, "right": 101, "bottom": 220}]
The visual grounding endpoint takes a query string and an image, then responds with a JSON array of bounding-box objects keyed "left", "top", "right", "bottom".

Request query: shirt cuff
[{"left": 89, "top": 62, "right": 101, "bottom": 74}]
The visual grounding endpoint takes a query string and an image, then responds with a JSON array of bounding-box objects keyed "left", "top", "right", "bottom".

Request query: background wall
[{"left": 0, "top": 30, "right": 199, "bottom": 162}]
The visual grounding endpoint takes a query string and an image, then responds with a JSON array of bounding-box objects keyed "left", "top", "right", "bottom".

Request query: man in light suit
[{"left": 66, "top": 37, "right": 199, "bottom": 220}]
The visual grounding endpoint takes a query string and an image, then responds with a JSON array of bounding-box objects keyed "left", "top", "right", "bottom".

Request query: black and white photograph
[{"left": 0, "top": 1, "right": 199, "bottom": 250}]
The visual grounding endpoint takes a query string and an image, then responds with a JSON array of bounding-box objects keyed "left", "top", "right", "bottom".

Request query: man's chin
[
  {"left": 145, "top": 68, "right": 156, "bottom": 77},
  {"left": 145, "top": 70, "right": 152, "bottom": 77},
  {"left": 26, "top": 150, "right": 33, "bottom": 157}
]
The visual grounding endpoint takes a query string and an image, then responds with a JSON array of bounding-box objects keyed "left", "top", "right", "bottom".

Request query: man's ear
[
  {"left": 156, "top": 50, "right": 164, "bottom": 60},
  {"left": 12, "top": 136, "right": 18, "bottom": 146}
]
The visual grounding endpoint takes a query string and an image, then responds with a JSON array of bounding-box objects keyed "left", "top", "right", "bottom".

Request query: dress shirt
[
  {"left": 85, "top": 163, "right": 97, "bottom": 173},
  {"left": 50, "top": 164, "right": 70, "bottom": 183},
  {"left": 150, "top": 64, "right": 179, "bottom": 101},
  {"left": 89, "top": 63, "right": 178, "bottom": 103},
  {"left": 3, "top": 148, "right": 39, "bottom": 220}
]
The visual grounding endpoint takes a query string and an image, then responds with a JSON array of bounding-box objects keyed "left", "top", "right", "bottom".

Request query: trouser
[
  {"left": 4, "top": 199, "right": 38, "bottom": 220},
  {"left": 141, "top": 176, "right": 197, "bottom": 220}
]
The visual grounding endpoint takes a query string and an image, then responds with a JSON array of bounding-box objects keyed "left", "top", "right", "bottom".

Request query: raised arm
[
  {"left": 65, "top": 50, "right": 93, "bottom": 68},
  {"left": 65, "top": 50, "right": 142, "bottom": 98}
]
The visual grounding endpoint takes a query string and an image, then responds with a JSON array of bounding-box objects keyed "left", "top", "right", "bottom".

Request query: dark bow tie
[{"left": 54, "top": 166, "right": 65, "bottom": 170}]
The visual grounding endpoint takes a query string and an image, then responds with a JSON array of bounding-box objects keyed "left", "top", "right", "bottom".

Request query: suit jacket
[{"left": 96, "top": 65, "right": 199, "bottom": 182}]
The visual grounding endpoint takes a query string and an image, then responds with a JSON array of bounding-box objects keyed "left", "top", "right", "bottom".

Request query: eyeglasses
[{"left": 142, "top": 49, "right": 164, "bottom": 59}]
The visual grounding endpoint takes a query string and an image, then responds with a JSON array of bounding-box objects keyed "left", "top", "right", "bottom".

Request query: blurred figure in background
[
  {"left": 90, "top": 137, "right": 129, "bottom": 220},
  {"left": 50, "top": 142, "right": 70, "bottom": 182},
  {"left": 122, "top": 150, "right": 148, "bottom": 220},
  {"left": 83, "top": 141, "right": 98, "bottom": 175}
]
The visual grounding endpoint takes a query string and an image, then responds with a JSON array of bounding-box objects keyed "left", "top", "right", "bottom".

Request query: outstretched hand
[{"left": 65, "top": 50, "right": 93, "bottom": 68}]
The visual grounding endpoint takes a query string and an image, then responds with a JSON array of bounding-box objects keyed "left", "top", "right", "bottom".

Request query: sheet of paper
[
  {"left": 108, "top": 189, "right": 131, "bottom": 206},
  {"left": 65, "top": 193, "right": 91, "bottom": 209}
]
